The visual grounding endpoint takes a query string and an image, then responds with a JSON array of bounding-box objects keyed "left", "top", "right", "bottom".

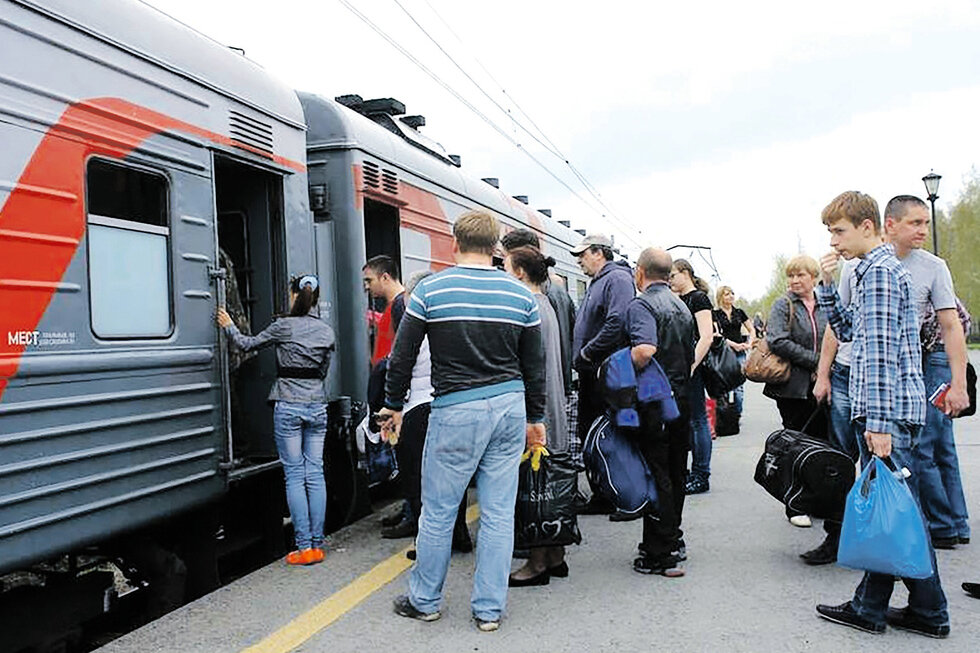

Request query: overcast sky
[{"left": 145, "top": 0, "right": 980, "bottom": 299}]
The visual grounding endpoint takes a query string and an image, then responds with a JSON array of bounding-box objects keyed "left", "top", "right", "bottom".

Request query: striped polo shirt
[{"left": 384, "top": 265, "right": 546, "bottom": 422}]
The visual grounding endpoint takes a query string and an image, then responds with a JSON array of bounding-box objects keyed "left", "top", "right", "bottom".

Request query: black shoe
[
  {"left": 885, "top": 607, "right": 950, "bottom": 639},
  {"left": 508, "top": 569, "right": 550, "bottom": 587},
  {"left": 684, "top": 476, "right": 709, "bottom": 495},
  {"left": 932, "top": 536, "right": 958, "bottom": 550},
  {"left": 815, "top": 602, "right": 884, "bottom": 634},
  {"left": 405, "top": 549, "right": 416, "bottom": 561},
  {"left": 633, "top": 554, "right": 685, "bottom": 577},
  {"left": 959, "top": 536, "right": 970, "bottom": 545},
  {"left": 578, "top": 496, "right": 614, "bottom": 515},
  {"left": 963, "top": 582, "right": 980, "bottom": 598},
  {"left": 381, "top": 503, "right": 408, "bottom": 528},
  {"left": 393, "top": 594, "right": 440, "bottom": 622},
  {"left": 609, "top": 510, "right": 643, "bottom": 522},
  {"left": 801, "top": 535, "right": 838, "bottom": 566},
  {"left": 548, "top": 561, "right": 569, "bottom": 578},
  {"left": 381, "top": 516, "right": 418, "bottom": 539}
]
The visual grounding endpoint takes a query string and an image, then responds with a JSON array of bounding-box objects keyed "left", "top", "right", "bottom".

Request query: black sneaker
[
  {"left": 393, "top": 594, "right": 440, "bottom": 622},
  {"left": 633, "top": 554, "right": 685, "bottom": 577},
  {"left": 963, "top": 582, "right": 980, "bottom": 599},
  {"left": 801, "top": 535, "right": 838, "bottom": 566},
  {"left": 684, "top": 476, "right": 709, "bottom": 495},
  {"left": 381, "top": 516, "right": 418, "bottom": 539},
  {"left": 815, "top": 602, "right": 884, "bottom": 634},
  {"left": 609, "top": 510, "right": 643, "bottom": 522},
  {"left": 932, "top": 535, "right": 958, "bottom": 550},
  {"left": 959, "top": 536, "right": 970, "bottom": 545},
  {"left": 381, "top": 502, "right": 408, "bottom": 527},
  {"left": 885, "top": 607, "right": 950, "bottom": 639}
]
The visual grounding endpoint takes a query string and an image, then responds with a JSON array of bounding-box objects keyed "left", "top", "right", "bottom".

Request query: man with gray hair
[{"left": 625, "top": 247, "right": 694, "bottom": 576}]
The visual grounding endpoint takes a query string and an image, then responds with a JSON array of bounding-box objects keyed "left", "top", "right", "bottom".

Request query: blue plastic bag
[{"left": 837, "top": 457, "right": 933, "bottom": 579}]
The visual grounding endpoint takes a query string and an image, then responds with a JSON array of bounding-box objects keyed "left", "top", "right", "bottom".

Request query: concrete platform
[{"left": 99, "top": 357, "right": 980, "bottom": 653}]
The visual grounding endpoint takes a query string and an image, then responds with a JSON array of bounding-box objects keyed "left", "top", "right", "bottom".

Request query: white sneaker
[{"left": 789, "top": 515, "right": 812, "bottom": 528}]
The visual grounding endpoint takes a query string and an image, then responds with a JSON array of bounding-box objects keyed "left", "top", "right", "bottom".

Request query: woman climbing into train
[{"left": 217, "top": 274, "right": 336, "bottom": 566}]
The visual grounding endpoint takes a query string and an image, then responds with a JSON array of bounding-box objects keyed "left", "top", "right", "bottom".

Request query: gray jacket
[
  {"left": 763, "top": 293, "right": 827, "bottom": 400},
  {"left": 225, "top": 312, "right": 336, "bottom": 403}
]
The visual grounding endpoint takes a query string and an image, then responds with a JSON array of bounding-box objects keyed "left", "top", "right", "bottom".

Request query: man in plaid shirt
[{"left": 812, "top": 191, "right": 949, "bottom": 638}]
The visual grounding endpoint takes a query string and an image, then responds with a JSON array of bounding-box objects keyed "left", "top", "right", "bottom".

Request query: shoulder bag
[{"left": 744, "top": 299, "right": 793, "bottom": 384}]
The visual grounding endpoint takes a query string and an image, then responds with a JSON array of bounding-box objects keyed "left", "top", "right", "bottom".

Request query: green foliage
[
  {"left": 741, "top": 254, "right": 789, "bottom": 323},
  {"left": 934, "top": 170, "right": 980, "bottom": 335}
]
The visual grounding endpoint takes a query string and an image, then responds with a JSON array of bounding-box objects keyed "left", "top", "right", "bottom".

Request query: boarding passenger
[
  {"left": 571, "top": 234, "right": 634, "bottom": 513},
  {"left": 627, "top": 248, "right": 694, "bottom": 577},
  {"left": 504, "top": 246, "right": 573, "bottom": 586},
  {"left": 390, "top": 271, "right": 472, "bottom": 559},
  {"left": 668, "top": 259, "right": 713, "bottom": 495},
  {"left": 884, "top": 195, "right": 971, "bottom": 549},
  {"left": 712, "top": 286, "right": 754, "bottom": 418},
  {"left": 380, "top": 210, "right": 546, "bottom": 632},
  {"left": 217, "top": 275, "right": 335, "bottom": 566},
  {"left": 815, "top": 190, "right": 949, "bottom": 639}
]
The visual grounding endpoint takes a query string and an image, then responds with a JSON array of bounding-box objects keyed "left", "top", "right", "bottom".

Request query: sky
[{"left": 144, "top": 0, "right": 980, "bottom": 299}]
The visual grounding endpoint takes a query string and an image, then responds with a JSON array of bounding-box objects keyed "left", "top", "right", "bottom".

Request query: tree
[
  {"left": 932, "top": 169, "right": 980, "bottom": 339},
  {"left": 742, "top": 254, "right": 789, "bottom": 325}
]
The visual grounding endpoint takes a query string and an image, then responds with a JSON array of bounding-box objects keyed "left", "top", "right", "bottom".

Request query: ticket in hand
[{"left": 929, "top": 382, "right": 950, "bottom": 409}]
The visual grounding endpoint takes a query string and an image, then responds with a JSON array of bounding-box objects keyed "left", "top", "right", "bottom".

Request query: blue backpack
[{"left": 582, "top": 414, "right": 659, "bottom": 520}]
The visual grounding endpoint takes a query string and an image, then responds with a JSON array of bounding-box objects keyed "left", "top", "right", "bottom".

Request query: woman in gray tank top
[{"left": 217, "top": 275, "right": 335, "bottom": 566}]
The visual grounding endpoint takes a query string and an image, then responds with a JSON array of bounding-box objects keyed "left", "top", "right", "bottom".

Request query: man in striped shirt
[
  {"left": 380, "top": 210, "right": 546, "bottom": 632},
  {"left": 813, "top": 191, "right": 949, "bottom": 639}
]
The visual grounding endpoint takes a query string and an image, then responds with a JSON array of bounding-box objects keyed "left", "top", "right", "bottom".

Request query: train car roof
[
  {"left": 18, "top": 0, "right": 305, "bottom": 129},
  {"left": 299, "top": 92, "right": 585, "bottom": 248}
]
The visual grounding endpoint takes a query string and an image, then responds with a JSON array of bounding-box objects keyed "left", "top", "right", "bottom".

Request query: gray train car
[
  {"left": 299, "top": 93, "right": 589, "bottom": 401},
  {"left": 0, "top": 0, "right": 313, "bottom": 579}
]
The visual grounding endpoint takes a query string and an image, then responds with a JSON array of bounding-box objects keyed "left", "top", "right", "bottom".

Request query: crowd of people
[{"left": 215, "top": 191, "right": 977, "bottom": 636}]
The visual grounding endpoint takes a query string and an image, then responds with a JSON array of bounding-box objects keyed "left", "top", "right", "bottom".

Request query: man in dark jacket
[{"left": 570, "top": 233, "right": 635, "bottom": 513}]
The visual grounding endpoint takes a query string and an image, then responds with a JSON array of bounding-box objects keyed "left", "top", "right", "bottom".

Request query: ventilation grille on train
[
  {"left": 229, "top": 110, "right": 274, "bottom": 156},
  {"left": 362, "top": 161, "right": 399, "bottom": 195}
]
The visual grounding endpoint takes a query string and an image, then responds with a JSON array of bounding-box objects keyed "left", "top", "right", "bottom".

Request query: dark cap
[{"left": 570, "top": 233, "right": 613, "bottom": 255}]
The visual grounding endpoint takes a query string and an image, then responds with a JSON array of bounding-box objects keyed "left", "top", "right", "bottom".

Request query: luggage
[
  {"left": 514, "top": 449, "right": 582, "bottom": 548},
  {"left": 754, "top": 428, "right": 854, "bottom": 519},
  {"left": 582, "top": 415, "right": 658, "bottom": 520},
  {"left": 598, "top": 348, "right": 640, "bottom": 428},
  {"left": 702, "top": 336, "right": 745, "bottom": 398},
  {"left": 838, "top": 456, "right": 933, "bottom": 579},
  {"left": 715, "top": 393, "right": 739, "bottom": 436}
]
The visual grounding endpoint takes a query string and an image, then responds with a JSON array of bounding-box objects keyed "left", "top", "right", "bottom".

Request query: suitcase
[
  {"left": 753, "top": 428, "right": 854, "bottom": 519},
  {"left": 715, "top": 393, "right": 740, "bottom": 436},
  {"left": 582, "top": 415, "right": 658, "bottom": 520}
]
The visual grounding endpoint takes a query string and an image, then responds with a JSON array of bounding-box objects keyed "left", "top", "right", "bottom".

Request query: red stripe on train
[{"left": 0, "top": 97, "right": 305, "bottom": 401}]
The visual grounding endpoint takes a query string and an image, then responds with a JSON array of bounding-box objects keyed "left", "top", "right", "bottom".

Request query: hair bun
[{"left": 545, "top": 256, "right": 556, "bottom": 267}]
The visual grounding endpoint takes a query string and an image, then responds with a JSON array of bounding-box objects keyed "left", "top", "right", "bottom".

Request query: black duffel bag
[
  {"left": 515, "top": 450, "right": 582, "bottom": 548},
  {"left": 702, "top": 336, "right": 745, "bottom": 399},
  {"left": 754, "top": 428, "right": 855, "bottom": 519}
]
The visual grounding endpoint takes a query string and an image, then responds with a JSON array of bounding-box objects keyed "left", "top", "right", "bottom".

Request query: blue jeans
[
  {"left": 828, "top": 363, "right": 858, "bottom": 461},
  {"left": 688, "top": 369, "right": 711, "bottom": 479},
  {"left": 850, "top": 419, "right": 948, "bottom": 628},
  {"left": 733, "top": 351, "right": 747, "bottom": 414},
  {"left": 917, "top": 350, "right": 971, "bottom": 539},
  {"left": 409, "top": 392, "right": 526, "bottom": 621},
  {"left": 273, "top": 401, "right": 327, "bottom": 550}
]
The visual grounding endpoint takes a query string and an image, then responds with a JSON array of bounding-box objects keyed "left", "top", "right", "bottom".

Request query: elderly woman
[
  {"left": 713, "top": 286, "right": 754, "bottom": 416},
  {"left": 764, "top": 255, "right": 828, "bottom": 528}
]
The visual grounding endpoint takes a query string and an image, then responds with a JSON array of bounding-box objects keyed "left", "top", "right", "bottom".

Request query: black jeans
[
  {"left": 397, "top": 403, "right": 467, "bottom": 534},
  {"left": 635, "top": 393, "right": 691, "bottom": 559}
]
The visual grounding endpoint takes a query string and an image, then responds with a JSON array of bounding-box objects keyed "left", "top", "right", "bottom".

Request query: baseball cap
[{"left": 570, "top": 233, "right": 613, "bottom": 255}]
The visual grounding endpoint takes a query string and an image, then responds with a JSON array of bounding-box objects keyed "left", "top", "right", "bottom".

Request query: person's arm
[
  {"left": 519, "top": 322, "right": 547, "bottom": 426},
  {"left": 817, "top": 253, "right": 853, "bottom": 342},
  {"left": 390, "top": 293, "right": 406, "bottom": 332},
  {"left": 627, "top": 300, "right": 658, "bottom": 369},
  {"left": 937, "top": 308, "right": 969, "bottom": 415},
  {"left": 219, "top": 310, "right": 287, "bottom": 351},
  {"left": 862, "top": 266, "right": 901, "bottom": 456},
  {"left": 581, "top": 274, "right": 633, "bottom": 365},
  {"left": 741, "top": 313, "right": 755, "bottom": 350},
  {"left": 767, "top": 299, "right": 819, "bottom": 370},
  {"left": 383, "top": 314, "right": 426, "bottom": 411},
  {"left": 813, "top": 325, "right": 838, "bottom": 404},
  {"left": 692, "top": 309, "right": 713, "bottom": 371}
]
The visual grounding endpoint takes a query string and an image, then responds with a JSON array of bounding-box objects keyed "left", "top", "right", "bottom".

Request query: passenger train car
[{"left": 0, "top": 0, "right": 590, "bottom": 646}]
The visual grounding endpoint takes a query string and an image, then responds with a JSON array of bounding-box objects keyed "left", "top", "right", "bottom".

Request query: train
[{"left": 0, "top": 0, "right": 592, "bottom": 648}]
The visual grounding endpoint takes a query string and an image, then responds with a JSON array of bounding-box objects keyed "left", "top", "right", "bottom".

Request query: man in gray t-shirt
[{"left": 884, "top": 195, "right": 970, "bottom": 547}]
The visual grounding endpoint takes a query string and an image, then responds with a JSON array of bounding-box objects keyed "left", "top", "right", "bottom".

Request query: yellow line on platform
[{"left": 241, "top": 503, "right": 481, "bottom": 653}]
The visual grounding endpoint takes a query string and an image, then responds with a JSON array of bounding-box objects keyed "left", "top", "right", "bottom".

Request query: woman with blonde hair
[{"left": 712, "top": 286, "right": 754, "bottom": 417}]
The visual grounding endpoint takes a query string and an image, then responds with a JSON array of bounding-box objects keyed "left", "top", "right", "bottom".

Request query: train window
[
  {"left": 86, "top": 160, "right": 172, "bottom": 338},
  {"left": 577, "top": 279, "right": 587, "bottom": 304}
]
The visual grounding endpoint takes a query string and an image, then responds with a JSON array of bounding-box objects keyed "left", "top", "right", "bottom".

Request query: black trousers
[
  {"left": 635, "top": 393, "right": 691, "bottom": 559},
  {"left": 397, "top": 403, "right": 467, "bottom": 534},
  {"left": 577, "top": 369, "right": 609, "bottom": 499}
]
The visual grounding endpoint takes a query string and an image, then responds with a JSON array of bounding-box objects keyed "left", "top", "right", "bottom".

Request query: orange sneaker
[{"left": 286, "top": 549, "right": 323, "bottom": 566}]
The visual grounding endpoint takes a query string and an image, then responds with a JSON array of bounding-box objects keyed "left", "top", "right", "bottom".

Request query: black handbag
[
  {"left": 702, "top": 336, "right": 745, "bottom": 399},
  {"left": 955, "top": 362, "right": 977, "bottom": 418}
]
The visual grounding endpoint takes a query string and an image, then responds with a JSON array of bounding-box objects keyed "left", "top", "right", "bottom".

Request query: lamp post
[{"left": 922, "top": 170, "right": 941, "bottom": 255}]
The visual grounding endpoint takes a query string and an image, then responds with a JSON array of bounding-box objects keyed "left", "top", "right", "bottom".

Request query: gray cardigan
[{"left": 763, "top": 293, "right": 828, "bottom": 400}]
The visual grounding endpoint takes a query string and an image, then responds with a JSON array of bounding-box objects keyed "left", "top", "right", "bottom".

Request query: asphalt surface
[{"left": 99, "top": 356, "right": 980, "bottom": 653}]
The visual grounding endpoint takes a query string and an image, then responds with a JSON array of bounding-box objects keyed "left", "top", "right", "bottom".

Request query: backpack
[{"left": 582, "top": 415, "right": 659, "bottom": 520}]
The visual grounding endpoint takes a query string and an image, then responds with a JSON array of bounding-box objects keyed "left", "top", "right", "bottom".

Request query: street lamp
[{"left": 922, "top": 170, "right": 941, "bottom": 255}]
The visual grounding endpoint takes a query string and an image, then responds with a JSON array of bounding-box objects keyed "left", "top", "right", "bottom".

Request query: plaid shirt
[{"left": 816, "top": 243, "right": 925, "bottom": 433}]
